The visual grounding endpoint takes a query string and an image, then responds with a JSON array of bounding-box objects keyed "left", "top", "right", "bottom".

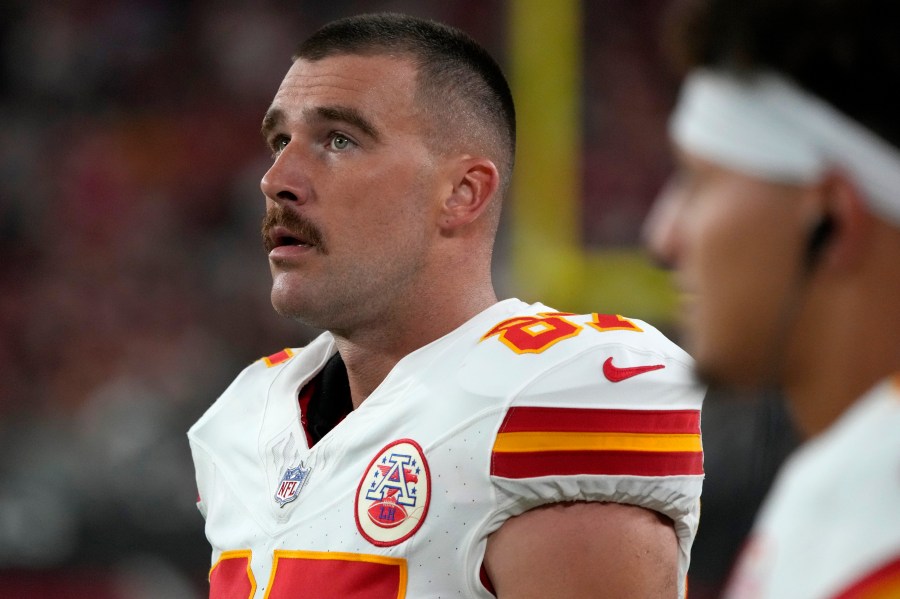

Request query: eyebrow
[
  {"left": 260, "top": 105, "right": 381, "bottom": 143},
  {"left": 261, "top": 107, "right": 285, "bottom": 140},
  {"left": 313, "top": 106, "right": 380, "bottom": 142}
]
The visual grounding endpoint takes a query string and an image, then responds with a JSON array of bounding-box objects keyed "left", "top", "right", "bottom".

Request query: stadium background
[{"left": 0, "top": 1, "right": 798, "bottom": 597}]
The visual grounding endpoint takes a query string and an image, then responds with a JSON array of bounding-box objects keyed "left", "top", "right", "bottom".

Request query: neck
[
  {"left": 332, "top": 284, "right": 498, "bottom": 409},
  {"left": 783, "top": 247, "right": 900, "bottom": 438}
]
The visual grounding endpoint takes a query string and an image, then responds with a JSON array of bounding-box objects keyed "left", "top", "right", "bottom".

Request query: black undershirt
[{"left": 302, "top": 352, "right": 354, "bottom": 445}]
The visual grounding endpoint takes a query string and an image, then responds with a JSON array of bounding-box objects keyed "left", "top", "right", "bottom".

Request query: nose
[
  {"left": 260, "top": 144, "right": 310, "bottom": 205},
  {"left": 642, "top": 178, "right": 684, "bottom": 269}
]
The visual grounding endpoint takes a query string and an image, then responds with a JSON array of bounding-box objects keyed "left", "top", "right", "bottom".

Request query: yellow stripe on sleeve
[{"left": 493, "top": 431, "right": 702, "bottom": 454}]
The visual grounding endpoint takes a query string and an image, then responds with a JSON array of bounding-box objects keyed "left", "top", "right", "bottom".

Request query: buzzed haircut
[
  {"left": 294, "top": 13, "right": 517, "bottom": 198},
  {"left": 665, "top": 0, "right": 900, "bottom": 149}
]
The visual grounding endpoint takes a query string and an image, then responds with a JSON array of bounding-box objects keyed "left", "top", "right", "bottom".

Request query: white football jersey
[
  {"left": 724, "top": 375, "right": 900, "bottom": 599},
  {"left": 189, "top": 299, "right": 705, "bottom": 598}
]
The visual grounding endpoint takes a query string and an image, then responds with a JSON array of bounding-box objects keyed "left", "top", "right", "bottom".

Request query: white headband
[{"left": 670, "top": 69, "right": 900, "bottom": 225}]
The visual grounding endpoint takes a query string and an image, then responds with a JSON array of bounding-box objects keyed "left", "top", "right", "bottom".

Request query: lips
[
  {"left": 262, "top": 209, "right": 325, "bottom": 254},
  {"left": 266, "top": 225, "right": 314, "bottom": 251}
]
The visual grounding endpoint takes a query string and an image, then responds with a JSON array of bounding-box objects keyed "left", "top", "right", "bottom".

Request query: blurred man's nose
[{"left": 642, "top": 179, "right": 684, "bottom": 270}]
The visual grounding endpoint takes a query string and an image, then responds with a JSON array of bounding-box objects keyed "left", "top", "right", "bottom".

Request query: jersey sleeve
[
  {"left": 488, "top": 340, "right": 703, "bottom": 515},
  {"left": 472, "top": 313, "right": 705, "bottom": 591}
]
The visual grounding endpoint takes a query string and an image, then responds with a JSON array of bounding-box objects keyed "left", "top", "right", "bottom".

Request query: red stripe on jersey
[
  {"left": 263, "top": 348, "right": 294, "bottom": 367},
  {"left": 832, "top": 555, "right": 900, "bottom": 599},
  {"left": 491, "top": 449, "right": 704, "bottom": 478},
  {"left": 209, "top": 551, "right": 256, "bottom": 598},
  {"left": 498, "top": 407, "right": 700, "bottom": 435},
  {"left": 268, "top": 551, "right": 405, "bottom": 599}
]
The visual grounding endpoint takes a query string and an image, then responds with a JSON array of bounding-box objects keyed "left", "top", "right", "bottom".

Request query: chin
[
  {"left": 271, "top": 288, "right": 313, "bottom": 321},
  {"left": 693, "top": 352, "right": 772, "bottom": 391},
  {"left": 693, "top": 361, "right": 736, "bottom": 389},
  {"left": 271, "top": 292, "right": 347, "bottom": 332},
  {"left": 686, "top": 322, "right": 768, "bottom": 387}
]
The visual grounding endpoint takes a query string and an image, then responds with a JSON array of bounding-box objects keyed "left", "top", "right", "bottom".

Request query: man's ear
[
  {"left": 440, "top": 157, "right": 500, "bottom": 231},
  {"left": 814, "top": 171, "right": 873, "bottom": 272}
]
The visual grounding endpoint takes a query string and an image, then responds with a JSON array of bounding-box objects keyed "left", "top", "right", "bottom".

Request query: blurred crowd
[{"left": 0, "top": 1, "right": 795, "bottom": 597}]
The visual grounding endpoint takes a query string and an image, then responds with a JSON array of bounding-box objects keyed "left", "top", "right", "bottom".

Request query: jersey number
[
  {"left": 210, "top": 550, "right": 407, "bottom": 599},
  {"left": 482, "top": 313, "right": 643, "bottom": 354}
]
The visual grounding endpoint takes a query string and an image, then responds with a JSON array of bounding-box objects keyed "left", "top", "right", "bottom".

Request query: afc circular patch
[{"left": 355, "top": 438, "right": 431, "bottom": 547}]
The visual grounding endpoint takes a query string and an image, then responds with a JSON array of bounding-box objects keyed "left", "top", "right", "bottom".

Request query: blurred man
[
  {"left": 189, "top": 12, "right": 704, "bottom": 599},
  {"left": 645, "top": 1, "right": 900, "bottom": 597}
]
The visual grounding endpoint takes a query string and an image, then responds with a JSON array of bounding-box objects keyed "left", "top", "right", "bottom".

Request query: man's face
[
  {"left": 260, "top": 54, "right": 447, "bottom": 332},
  {"left": 645, "top": 150, "right": 813, "bottom": 387}
]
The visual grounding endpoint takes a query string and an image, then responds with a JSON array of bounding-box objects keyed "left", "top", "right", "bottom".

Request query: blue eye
[
  {"left": 270, "top": 135, "right": 289, "bottom": 156},
  {"left": 329, "top": 134, "right": 352, "bottom": 150}
]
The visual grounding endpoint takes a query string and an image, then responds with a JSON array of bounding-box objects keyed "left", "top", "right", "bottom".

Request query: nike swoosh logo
[{"left": 602, "top": 357, "right": 665, "bottom": 382}]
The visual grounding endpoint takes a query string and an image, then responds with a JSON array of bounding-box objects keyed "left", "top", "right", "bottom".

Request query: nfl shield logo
[{"left": 274, "top": 462, "right": 311, "bottom": 507}]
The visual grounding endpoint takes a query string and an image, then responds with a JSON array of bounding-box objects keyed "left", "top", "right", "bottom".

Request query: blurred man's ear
[
  {"left": 803, "top": 214, "right": 834, "bottom": 271},
  {"left": 814, "top": 172, "right": 872, "bottom": 273}
]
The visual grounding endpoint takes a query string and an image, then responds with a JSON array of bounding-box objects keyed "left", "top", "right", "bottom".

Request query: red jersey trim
[
  {"left": 209, "top": 550, "right": 257, "bottom": 595},
  {"left": 263, "top": 348, "right": 294, "bottom": 367},
  {"left": 491, "top": 407, "right": 703, "bottom": 478},
  {"left": 492, "top": 449, "right": 704, "bottom": 478},
  {"left": 832, "top": 555, "right": 900, "bottom": 599},
  {"left": 497, "top": 406, "right": 700, "bottom": 434}
]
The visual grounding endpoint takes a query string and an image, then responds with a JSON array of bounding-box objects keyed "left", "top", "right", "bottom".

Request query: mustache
[{"left": 261, "top": 208, "right": 326, "bottom": 254}]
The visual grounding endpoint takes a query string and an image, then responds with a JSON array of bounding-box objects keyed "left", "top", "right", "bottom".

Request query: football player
[
  {"left": 190, "top": 13, "right": 705, "bottom": 598},
  {"left": 645, "top": 0, "right": 900, "bottom": 596}
]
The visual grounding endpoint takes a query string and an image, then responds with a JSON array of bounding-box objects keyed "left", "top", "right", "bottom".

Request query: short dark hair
[
  {"left": 295, "top": 13, "right": 516, "bottom": 198},
  {"left": 665, "top": 0, "right": 900, "bottom": 148}
]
